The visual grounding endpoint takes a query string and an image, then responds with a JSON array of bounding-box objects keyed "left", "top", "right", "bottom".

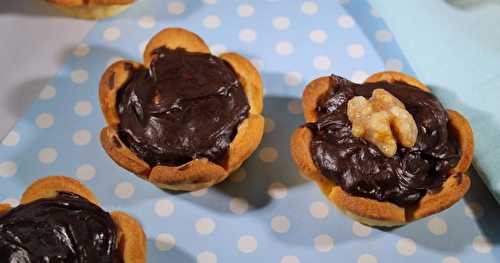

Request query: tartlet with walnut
[
  {"left": 45, "top": 0, "right": 134, "bottom": 19},
  {"left": 0, "top": 176, "right": 146, "bottom": 262},
  {"left": 290, "top": 71, "right": 474, "bottom": 226},
  {"left": 99, "top": 28, "right": 264, "bottom": 191}
]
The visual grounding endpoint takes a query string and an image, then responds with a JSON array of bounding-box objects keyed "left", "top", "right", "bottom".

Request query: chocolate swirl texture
[
  {"left": 117, "top": 47, "right": 250, "bottom": 166},
  {"left": 307, "top": 76, "right": 460, "bottom": 207},
  {"left": 0, "top": 192, "right": 121, "bottom": 263}
]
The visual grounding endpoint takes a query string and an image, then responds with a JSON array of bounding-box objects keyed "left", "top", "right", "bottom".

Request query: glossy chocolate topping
[
  {"left": 117, "top": 47, "right": 250, "bottom": 166},
  {"left": 0, "top": 192, "right": 121, "bottom": 263},
  {"left": 307, "top": 76, "right": 460, "bottom": 207}
]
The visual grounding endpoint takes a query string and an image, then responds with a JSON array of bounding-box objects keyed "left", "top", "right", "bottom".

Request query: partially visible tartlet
[
  {"left": 290, "top": 71, "right": 474, "bottom": 226},
  {"left": 46, "top": 0, "right": 134, "bottom": 19},
  {"left": 0, "top": 176, "right": 146, "bottom": 262},
  {"left": 99, "top": 27, "right": 264, "bottom": 191}
]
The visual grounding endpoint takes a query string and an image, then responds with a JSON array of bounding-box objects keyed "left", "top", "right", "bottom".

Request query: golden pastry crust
[
  {"left": 0, "top": 204, "right": 11, "bottom": 215},
  {"left": 46, "top": 0, "right": 134, "bottom": 19},
  {"left": 290, "top": 71, "right": 474, "bottom": 226},
  {"left": 99, "top": 27, "right": 264, "bottom": 191},
  {"left": 0, "top": 176, "right": 147, "bottom": 263}
]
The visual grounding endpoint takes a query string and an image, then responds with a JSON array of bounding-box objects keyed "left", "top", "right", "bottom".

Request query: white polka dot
[
  {"left": 250, "top": 58, "right": 264, "bottom": 70},
  {"left": 202, "top": 0, "right": 217, "bottom": 4},
  {"left": 371, "top": 8, "right": 381, "bottom": 18},
  {"left": 313, "top": 56, "right": 331, "bottom": 70},
  {"left": 472, "top": 235, "right": 492, "bottom": 253},
  {"left": 155, "top": 233, "right": 175, "bottom": 251},
  {"left": 352, "top": 221, "right": 372, "bottom": 237},
  {"left": 138, "top": 40, "right": 148, "bottom": 54},
  {"left": 230, "top": 169, "right": 247, "bottom": 183},
  {"left": 73, "top": 43, "right": 90, "bottom": 57},
  {"left": 442, "top": 257, "right": 461, "bottom": 263},
  {"left": 38, "top": 148, "right": 58, "bottom": 164},
  {"left": 310, "top": 201, "right": 329, "bottom": 219},
  {"left": 107, "top": 57, "right": 124, "bottom": 67},
  {"left": 284, "top": 72, "right": 302, "bottom": 87},
  {"left": 347, "top": 44, "right": 365, "bottom": 58},
  {"left": 168, "top": 2, "right": 185, "bottom": 15},
  {"left": 238, "top": 235, "right": 257, "bottom": 253},
  {"left": 427, "top": 217, "right": 448, "bottom": 236},
  {"left": 351, "top": 70, "right": 369, "bottom": 83},
  {"left": 310, "top": 29, "right": 327, "bottom": 43},
  {"left": 73, "top": 130, "right": 92, "bottom": 146},
  {"left": 396, "top": 238, "right": 416, "bottom": 256},
  {"left": 230, "top": 197, "right": 248, "bottom": 215},
  {"left": 259, "top": 147, "right": 278, "bottom": 163},
  {"left": 237, "top": 4, "right": 254, "bottom": 17},
  {"left": 76, "top": 164, "right": 96, "bottom": 181},
  {"left": 358, "top": 254, "right": 378, "bottom": 263},
  {"left": 39, "top": 85, "right": 56, "bottom": 100},
  {"left": 287, "top": 100, "right": 303, "bottom": 114},
  {"left": 239, "top": 29, "right": 257, "bottom": 42},
  {"left": 375, "top": 30, "right": 393, "bottom": 42},
  {"left": 271, "top": 216, "right": 290, "bottom": 233},
  {"left": 281, "top": 256, "right": 300, "bottom": 263},
  {"left": 314, "top": 234, "right": 334, "bottom": 252},
  {"left": 264, "top": 118, "right": 276, "bottom": 133},
  {"left": 191, "top": 188, "right": 208, "bottom": 197},
  {"left": 71, "top": 69, "right": 88, "bottom": 84},
  {"left": 273, "top": 16, "right": 290, "bottom": 30},
  {"left": 74, "top": 101, "right": 92, "bottom": 117},
  {"left": 268, "top": 182, "right": 287, "bottom": 199},
  {"left": 138, "top": 16, "right": 155, "bottom": 28},
  {"left": 276, "top": 41, "right": 294, "bottom": 56},
  {"left": 385, "top": 59, "right": 404, "bottom": 71},
  {"left": 464, "top": 202, "right": 484, "bottom": 219},
  {"left": 209, "top": 44, "right": 226, "bottom": 55},
  {"left": 115, "top": 182, "right": 135, "bottom": 199},
  {"left": 36, "top": 113, "right": 54, "bottom": 128},
  {"left": 103, "top": 27, "right": 121, "bottom": 41},
  {"left": 301, "top": 1, "right": 318, "bottom": 15},
  {"left": 196, "top": 217, "right": 216, "bottom": 235},
  {"left": 155, "top": 199, "right": 175, "bottom": 217},
  {"left": 338, "top": 15, "right": 355, "bottom": 28},
  {"left": 197, "top": 251, "right": 217, "bottom": 263},
  {"left": 2, "top": 198, "right": 19, "bottom": 207},
  {"left": 2, "top": 130, "right": 20, "bottom": 146},
  {"left": 0, "top": 161, "right": 17, "bottom": 178},
  {"left": 203, "top": 15, "right": 221, "bottom": 29}
]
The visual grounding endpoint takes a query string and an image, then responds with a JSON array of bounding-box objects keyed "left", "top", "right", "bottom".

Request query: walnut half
[{"left": 347, "top": 89, "right": 418, "bottom": 157}]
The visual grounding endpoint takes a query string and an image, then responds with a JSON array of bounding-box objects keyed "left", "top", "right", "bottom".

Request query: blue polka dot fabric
[{"left": 1, "top": 0, "right": 499, "bottom": 262}]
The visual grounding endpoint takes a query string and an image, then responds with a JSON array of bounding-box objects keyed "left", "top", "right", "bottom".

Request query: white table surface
[{"left": 0, "top": 1, "right": 94, "bottom": 138}]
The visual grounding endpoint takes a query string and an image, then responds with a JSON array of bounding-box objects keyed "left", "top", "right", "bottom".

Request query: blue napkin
[{"left": 371, "top": 0, "right": 500, "bottom": 204}]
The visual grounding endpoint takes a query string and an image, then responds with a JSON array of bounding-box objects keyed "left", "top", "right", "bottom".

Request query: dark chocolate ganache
[
  {"left": 0, "top": 192, "right": 121, "bottom": 263},
  {"left": 307, "top": 75, "right": 460, "bottom": 207},
  {"left": 117, "top": 47, "right": 250, "bottom": 166}
]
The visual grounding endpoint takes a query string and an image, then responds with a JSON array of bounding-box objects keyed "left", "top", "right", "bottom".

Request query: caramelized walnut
[{"left": 347, "top": 88, "right": 417, "bottom": 157}]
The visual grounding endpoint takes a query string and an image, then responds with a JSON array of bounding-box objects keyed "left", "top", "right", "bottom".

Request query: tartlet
[
  {"left": 99, "top": 28, "right": 264, "bottom": 191},
  {"left": 46, "top": 0, "right": 134, "bottom": 19},
  {"left": 290, "top": 71, "right": 474, "bottom": 226},
  {"left": 0, "top": 176, "right": 146, "bottom": 262}
]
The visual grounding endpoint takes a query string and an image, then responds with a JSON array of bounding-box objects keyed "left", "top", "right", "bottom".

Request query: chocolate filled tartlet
[
  {"left": 290, "top": 72, "right": 474, "bottom": 226},
  {"left": 46, "top": 0, "right": 134, "bottom": 20},
  {"left": 100, "top": 28, "right": 264, "bottom": 191},
  {"left": 0, "top": 176, "right": 146, "bottom": 262}
]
